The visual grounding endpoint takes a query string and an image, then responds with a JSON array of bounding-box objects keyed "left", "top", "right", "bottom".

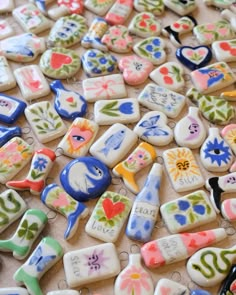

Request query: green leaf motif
[{"left": 17, "top": 219, "right": 39, "bottom": 240}]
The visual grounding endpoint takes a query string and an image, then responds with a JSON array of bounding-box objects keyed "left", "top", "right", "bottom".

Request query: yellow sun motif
[{"left": 223, "top": 128, "right": 236, "bottom": 150}]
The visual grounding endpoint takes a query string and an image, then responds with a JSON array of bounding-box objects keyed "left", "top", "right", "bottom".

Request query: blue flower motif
[
  {"left": 174, "top": 214, "right": 186, "bottom": 226},
  {"left": 193, "top": 205, "right": 205, "bottom": 215},
  {"left": 92, "top": 67, "right": 102, "bottom": 74},
  {"left": 119, "top": 102, "right": 133, "bottom": 114},
  {"left": 107, "top": 65, "right": 115, "bottom": 72},
  {"left": 33, "top": 157, "right": 48, "bottom": 171},
  {"left": 99, "top": 57, "right": 107, "bottom": 64},
  {"left": 178, "top": 200, "right": 190, "bottom": 211},
  {"left": 88, "top": 51, "right": 96, "bottom": 58},
  {"left": 87, "top": 61, "right": 93, "bottom": 67},
  {"left": 154, "top": 51, "right": 162, "bottom": 59},
  {"left": 146, "top": 44, "right": 153, "bottom": 52},
  {"left": 152, "top": 38, "right": 161, "bottom": 46}
]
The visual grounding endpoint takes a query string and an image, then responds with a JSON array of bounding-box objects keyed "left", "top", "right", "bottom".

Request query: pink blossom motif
[
  {"left": 186, "top": 50, "right": 194, "bottom": 57},
  {"left": 11, "top": 153, "right": 23, "bottom": 164},
  {"left": 111, "top": 28, "right": 122, "bottom": 36},
  {"left": 7, "top": 142, "right": 18, "bottom": 153},
  {"left": 218, "top": 28, "right": 228, "bottom": 36},
  {"left": 204, "top": 33, "right": 214, "bottom": 41},
  {"left": 115, "top": 38, "right": 128, "bottom": 49},
  {"left": 0, "top": 151, "right": 6, "bottom": 160},
  {"left": 160, "top": 286, "right": 171, "bottom": 294},
  {"left": 28, "top": 17, "right": 41, "bottom": 28},
  {"left": 197, "top": 49, "right": 207, "bottom": 56},
  {"left": 206, "top": 24, "right": 215, "bottom": 30},
  {"left": 53, "top": 192, "right": 70, "bottom": 208}
]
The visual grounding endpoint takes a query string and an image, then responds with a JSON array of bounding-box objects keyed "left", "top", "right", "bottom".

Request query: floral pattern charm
[
  {"left": 212, "top": 39, "right": 236, "bottom": 62},
  {"left": 221, "top": 124, "right": 236, "bottom": 155},
  {"left": 134, "top": 0, "right": 164, "bottom": 15},
  {"left": 84, "top": 0, "right": 115, "bottom": 16},
  {"left": 164, "top": 0, "right": 197, "bottom": 15}
]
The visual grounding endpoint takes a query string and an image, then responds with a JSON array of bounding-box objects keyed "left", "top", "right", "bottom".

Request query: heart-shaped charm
[
  {"left": 118, "top": 55, "right": 153, "bottom": 85},
  {"left": 133, "top": 37, "right": 166, "bottom": 65},
  {"left": 176, "top": 46, "right": 212, "bottom": 70},
  {"left": 82, "top": 49, "right": 118, "bottom": 77},
  {"left": 134, "top": 0, "right": 165, "bottom": 15}
]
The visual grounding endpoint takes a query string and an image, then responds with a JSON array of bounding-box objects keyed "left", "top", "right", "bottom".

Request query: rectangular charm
[
  {"left": 0, "top": 56, "right": 16, "bottom": 92},
  {"left": 85, "top": 0, "right": 115, "bottom": 16}
]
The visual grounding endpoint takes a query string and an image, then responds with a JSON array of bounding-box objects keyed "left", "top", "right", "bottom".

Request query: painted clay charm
[
  {"left": 112, "top": 142, "right": 156, "bottom": 194},
  {"left": 126, "top": 163, "right": 162, "bottom": 242},
  {"left": 154, "top": 279, "right": 188, "bottom": 295},
  {"left": 186, "top": 88, "right": 235, "bottom": 125},
  {"left": 205, "top": 0, "right": 236, "bottom": 8},
  {"left": 222, "top": 9, "right": 236, "bottom": 32},
  {"left": 41, "top": 183, "right": 89, "bottom": 240},
  {"left": 94, "top": 98, "right": 140, "bottom": 125},
  {"left": 48, "top": 0, "right": 84, "bottom": 20},
  {"left": 163, "top": 0, "right": 197, "bottom": 15},
  {"left": 50, "top": 80, "right": 87, "bottom": 120},
  {"left": 187, "top": 245, "right": 236, "bottom": 287},
  {"left": 163, "top": 147, "right": 204, "bottom": 193},
  {"left": 0, "top": 288, "right": 29, "bottom": 295},
  {"left": 81, "top": 18, "right": 108, "bottom": 51},
  {"left": 25, "top": 101, "right": 67, "bottom": 143},
  {"left": 141, "top": 228, "right": 226, "bottom": 268},
  {"left": 84, "top": 0, "right": 115, "bottom": 15},
  {"left": 221, "top": 124, "right": 236, "bottom": 155},
  {"left": 0, "top": 137, "right": 33, "bottom": 184},
  {"left": 0, "top": 125, "right": 21, "bottom": 147},
  {"left": 0, "top": 33, "right": 46, "bottom": 63},
  {"left": 160, "top": 190, "right": 216, "bottom": 233},
  {"left": 114, "top": 253, "right": 154, "bottom": 295},
  {"left": 63, "top": 243, "right": 120, "bottom": 287},
  {"left": 138, "top": 84, "right": 186, "bottom": 118},
  {"left": 149, "top": 62, "right": 185, "bottom": 91},
  {"left": 32, "top": 0, "right": 55, "bottom": 15},
  {"left": 0, "top": 209, "right": 47, "bottom": 260},
  {"left": 0, "top": 20, "right": 14, "bottom": 40},
  {"left": 14, "top": 237, "right": 63, "bottom": 295},
  {"left": 89, "top": 123, "right": 138, "bottom": 168},
  {"left": 0, "top": 56, "right": 16, "bottom": 92},
  {"left": 162, "top": 16, "right": 197, "bottom": 47},
  {"left": 105, "top": 0, "right": 133, "bottom": 25},
  {"left": 60, "top": 156, "right": 111, "bottom": 202},
  {"left": 85, "top": 191, "right": 132, "bottom": 243},
  {"left": 212, "top": 39, "right": 236, "bottom": 63},
  {"left": 0, "top": 189, "right": 27, "bottom": 234},
  {"left": 221, "top": 90, "right": 236, "bottom": 101},
  {"left": 219, "top": 264, "right": 236, "bottom": 295},
  {"left": 48, "top": 15, "right": 87, "bottom": 48},
  {"left": 82, "top": 74, "right": 127, "bottom": 102},
  {"left": 47, "top": 291, "right": 79, "bottom": 295},
  {"left": 58, "top": 118, "right": 98, "bottom": 158},
  {"left": 7, "top": 148, "right": 56, "bottom": 195},
  {"left": 174, "top": 107, "right": 207, "bottom": 149},
  {"left": 0, "top": 0, "right": 14, "bottom": 13},
  {"left": 40, "top": 48, "right": 81, "bottom": 79},
  {"left": 13, "top": 4, "right": 51, "bottom": 34},
  {"left": 134, "top": 0, "right": 164, "bottom": 15},
  {"left": 133, "top": 37, "right": 166, "bottom": 65},
  {"left": 221, "top": 198, "right": 236, "bottom": 221},
  {"left": 118, "top": 55, "right": 154, "bottom": 86}
]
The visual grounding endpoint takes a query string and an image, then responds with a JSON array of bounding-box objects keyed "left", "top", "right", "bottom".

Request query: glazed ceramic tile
[
  {"left": 50, "top": 80, "right": 87, "bottom": 120},
  {"left": 48, "top": 14, "right": 87, "bottom": 48},
  {"left": 85, "top": 191, "right": 132, "bottom": 243},
  {"left": 118, "top": 55, "right": 153, "bottom": 86},
  {"left": 0, "top": 125, "right": 22, "bottom": 147},
  {"left": 0, "top": 137, "right": 33, "bottom": 184},
  {"left": 13, "top": 4, "right": 51, "bottom": 34},
  {"left": 41, "top": 183, "right": 89, "bottom": 240},
  {"left": 163, "top": 147, "right": 204, "bottom": 193},
  {"left": 14, "top": 65, "right": 50, "bottom": 102},
  {"left": 94, "top": 98, "right": 140, "bottom": 125},
  {"left": 47, "top": 291, "right": 79, "bottom": 295},
  {"left": 160, "top": 190, "right": 216, "bottom": 233},
  {"left": 134, "top": 111, "right": 173, "bottom": 146},
  {"left": 105, "top": 0, "right": 133, "bottom": 25},
  {"left": 0, "top": 288, "right": 29, "bottom": 295},
  {"left": 58, "top": 118, "right": 98, "bottom": 158},
  {"left": 25, "top": 101, "right": 67, "bottom": 144},
  {"left": 212, "top": 39, "right": 236, "bottom": 62},
  {"left": 0, "top": 0, "right": 14, "bottom": 13},
  {"left": 82, "top": 49, "right": 118, "bottom": 77},
  {"left": 63, "top": 243, "right": 120, "bottom": 287},
  {"left": 0, "top": 33, "right": 46, "bottom": 63},
  {"left": 186, "top": 88, "right": 235, "bottom": 125},
  {"left": 0, "top": 56, "right": 16, "bottom": 92},
  {"left": 40, "top": 48, "right": 81, "bottom": 79},
  {"left": 133, "top": 37, "right": 166, "bottom": 65},
  {"left": 222, "top": 9, "right": 236, "bottom": 32},
  {"left": 174, "top": 107, "right": 207, "bottom": 149},
  {"left": 0, "top": 20, "right": 14, "bottom": 40},
  {"left": 89, "top": 123, "right": 138, "bottom": 168},
  {"left": 60, "top": 156, "right": 111, "bottom": 202},
  {"left": 205, "top": 0, "right": 236, "bottom": 8},
  {"left": 48, "top": 0, "right": 84, "bottom": 20},
  {"left": 221, "top": 198, "right": 236, "bottom": 221},
  {"left": 221, "top": 124, "right": 236, "bottom": 155},
  {"left": 82, "top": 74, "right": 127, "bottom": 102},
  {"left": 101, "top": 25, "right": 133, "bottom": 53},
  {"left": 0, "top": 94, "right": 26, "bottom": 124},
  {"left": 138, "top": 83, "right": 186, "bottom": 118},
  {"left": 84, "top": 0, "right": 115, "bottom": 15},
  {"left": 0, "top": 189, "right": 27, "bottom": 234},
  {"left": 219, "top": 264, "right": 236, "bottom": 295},
  {"left": 154, "top": 279, "right": 188, "bottom": 295},
  {"left": 164, "top": 0, "right": 197, "bottom": 15},
  {"left": 149, "top": 62, "right": 185, "bottom": 91},
  {"left": 134, "top": 0, "right": 164, "bottom": 15}
]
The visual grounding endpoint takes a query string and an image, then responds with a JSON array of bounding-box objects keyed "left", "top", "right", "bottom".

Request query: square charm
[
  {"left": 0, "top": 56, "right": 16, "bottom": 92},
  {"left": 0, "top": 94, "right": 26, "bottom": 124},
  {"left": 0, "top": 20, "right": 14, "bottom": 40}
]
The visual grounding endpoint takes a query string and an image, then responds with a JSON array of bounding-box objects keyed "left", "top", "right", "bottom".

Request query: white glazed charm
[
  {"left": 0, "top": 20, "right": 14, "bottom": 40},
  {"left": 222, "top": 9, "right": 236, "bottom": 31},
  {"left": 154, "top": 278, "right": 188, "bottom": 295},
  {"left": 0, "top": 0, "right": 14, "bottom": 13},
  {"left": 212, "top": 39, "right": 236, "bottom": 62},
  {"left": 0, "top": 288, "right": 29, "bottom": 295},
  {"left": 47, "top": 291, "right": 79, "bottom": 295},
  {"left": 0, "top": 56, "right": 16, "bottom": 92},
  {"left": 134, "top": 0, "right": 165, "bottom": 15},
  {"left": 163, "top": 0, "right": 197, "bottom": 15},
  {"left": 204, "top": 0, "right": 236, "bottom": 8},
  {"left": 84, "top": 0, "right": 115, "bottom": 15},
  {"left": 105, "top": 0, "right": 133, "bottom": 25}
]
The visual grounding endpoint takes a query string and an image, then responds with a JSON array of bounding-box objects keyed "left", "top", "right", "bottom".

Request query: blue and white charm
[
  {"left": 0, "top": 94, "right": 26, "bottom": 124},
  {"left": 0, "top": 287, "right": 29, "bottom": 295},
  {"left": 0, "top": 125, "right": 21, "bottom": 147}
]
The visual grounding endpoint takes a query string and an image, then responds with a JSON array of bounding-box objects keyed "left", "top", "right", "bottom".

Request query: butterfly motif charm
[{"left": 29, "top": 245, "right": 56, "bottom": 272}]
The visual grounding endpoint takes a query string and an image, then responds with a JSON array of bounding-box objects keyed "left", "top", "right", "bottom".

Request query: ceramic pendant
[
  {"left": 58, "top": 118, "right": 98, "bottom": 158},
  {"left": 0, "top": 56, "right": 16, "bottom": 92},
  {"left": 186, "top": 88, "right": 235, "bottom": 125},
  {"left": 0, "top": 33, "right": 46, "bottom": 63},
  {"left": 32, "top": 0, "right": 55, "bottom": 15},
  {"left": 25, "top": 101, "right": 67, "bottom": 144},
  {"left": 174, "top": 107, "right": 207, "bottom": 149},
  {"left": 162, "top": 16, "right": 197, "bottom": 47},
  {"left": 221, "top": 124, "right": 236, "bottom": 155},
  {"left": 112, "top": 142, "right": 156, "bottom": 194},
  {"left": 0, "top": 209, "right": 47, "bottom": 260},
  {"left": 50, "top": 80, "right": 87, "bottom": 120},
  {"left": 82, "top": 74, "right": 127, "bottom": 102},
  {"left": 81, "top": 17, "right": 108, "bottom": 51},
  {"left": 134, "top": 111, "right": 173, "bottom": 146},
  {"left": 138, "top": 84, "right": 186, "bottom": 118},
  {"left": 47, "top": 291, "right": 79, "bottom": 295},
  {"left": 221, "top": 198, "right": 236, "bottom": 221},
  {"left": 205, "top": 0, "right": 236, "bottom": 8},
  {"left": 90, "top": 123, "right": 138, "bottom": 168},
  {"left": 105, "top": 0, "right": 133, "bottom": 25},
  {"left": 163, "top": 147, "right": 204, "bottom": 193},
  {"left": 212, "top": 39, "right": 236, "bottom": 62},
  {"left": 134, "top": 0, "right": 164, "bottom": 15},
  {"left": 82, "top": 49, "right": 118, "bottom": 77},
  {"left": 160, "top": 190, "right": 216, "bottom": 233},
  {"left": 219, "top": 264, "right": 236, "bottom": 295},
  {"left": 41, "top": 183, "right": 89, "bottom": 240},
  {"left": 141, "top": 228, "right": 226, "bottom": 269},
  {"left": 118, "top": 55, "right": 154, "bottom": 86},
  {"left": 133, "top": 37, "right": 166, "bottom": 65},
  {"left": 114, "top": 253, "right": 154, "bottom": 295},
  {"left": 48, "top": 0, "right": 84, "bottom": 20},
  {"left": 60, "top": 156, "right": 111, "bottom": 202},
  {"left": 84, "top": 0, "right": 115, "bottom": 15},
  {"left": 14, "top": 237, "right": 63, "bottom": 295},
  {"left": 154, "top": 279, "right": 188, "bottom": 295},
  {"left": 13, "top": 4, "right": 51, "bottom": 34},
  {"left": 0, "top": 125, "right": 21, "bottom": 147},
  {"left": 40, "top": 47, "right": 81, "bottom": 79},
  {"left": 48, "top": 14, "right": 87, "bottom": 48},
  {"left": 163, "top": 0, "right": 197, "bottom": 15},
  {"left": 149, "top": 62, "right": 185, "bottom": 91},
  {"left": 85, "top": 191, "right": 132, "bottom": 243},
  {"left": 0, "top": 288, "right": 29, "bottom": 295},
  {"left": 0, "top": 189, "right": 27, "bottom": 234},
  {"left": 0, "top": 20, "right": 14, "bottom": 40},
  {"left": 94, "top": 98, "right": 140, "bottom": 125}
]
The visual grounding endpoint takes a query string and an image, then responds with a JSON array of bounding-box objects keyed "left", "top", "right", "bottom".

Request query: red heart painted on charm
[
  {"left": 66, "top": 96, "right": 74, "bottom": 103},
  {"left": 51, "top": 53, "right": 72, "bottom": 69},
  {"left": 102, "top": 198, "right": 125, "bottom": 219}
]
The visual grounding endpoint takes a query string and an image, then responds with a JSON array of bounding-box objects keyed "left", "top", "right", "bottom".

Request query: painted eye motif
[
  {"left": 58, "top": 32, "right": 67, "bottom": 38},
  {"left": 67, "top": 22, "right": 76, "bottom": 28},
  {"left": 72, "top": 135, "right": 85, "bottom": 142}
]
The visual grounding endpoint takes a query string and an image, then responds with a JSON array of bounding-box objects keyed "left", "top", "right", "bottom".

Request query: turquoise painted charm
[
  {"left": 0, "top": 94, "right": 26, "bottom": 124},
  {"left": 0, "top": 125, "right": 21, "bottom": 147}
]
